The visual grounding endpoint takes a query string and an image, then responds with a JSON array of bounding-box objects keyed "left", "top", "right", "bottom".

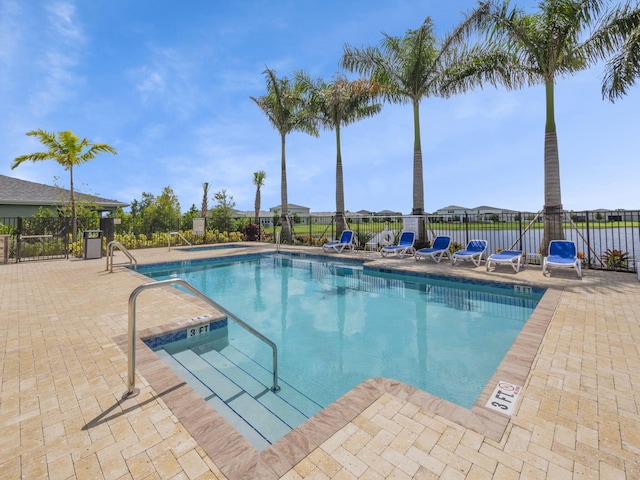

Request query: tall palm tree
[
  {"left": 297, "top": 73, "right": 382, "bottom": 235},
  {"left": 253, "top": 170, "right": 266, "bottom": 224},
  {"left": 250, "top": 67, "right": 317, "bottom": 243},
  {"left": 467, "top": 0, "right": 637, "bottom": 253},
  {"left": 12, "top": 129, "right": 117, "bottom": 242},
  {"left": 341, "top": 16, "right": 513, "bottom": 245},
  {"left": 598, "top": 2, "right": 640, "bottom": 102}
]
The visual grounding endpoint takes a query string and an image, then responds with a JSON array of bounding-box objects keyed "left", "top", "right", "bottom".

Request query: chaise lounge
[
  {"left": 451, "top": 239, "right": 487, "bottom": 267},
  {"left": 322, "top": 230, "right": 354, "bottom": 253},
  {"left": 486, "top": 250, "right": 524, "bottom": 272},
  {"left": 364, "top": 229, "right": 395, "bottom": 251},
  {"left": 380, "top": 231, "right": 416, "bottom": 259},
  {"left": 414, "top": 235, "right": 451, "bottom": 263},
  {"left": 543, "top": 240, "right": 582, "bottom": 277}
]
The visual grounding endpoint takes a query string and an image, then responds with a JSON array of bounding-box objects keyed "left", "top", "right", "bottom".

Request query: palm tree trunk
[
  {"left": 412, "top": 100, "right": 426, "bottom": 246},
  {"left": 541, "top": 79, "right": 564, "bottom": 254},
  {"left": 335, "top": 126, "right": 346, "bottom": 235},
  {"left": 201, "top": 182, "right": 209, "bottom": 218},
  {"left": 280, "top": 133, "right": 292, "bottom": 243},
  {"left": 69, "top": 166, "right": 77, "bottom": 243},
  {"left": 254, "top": 187, "right": 261, "bottom": 225}
]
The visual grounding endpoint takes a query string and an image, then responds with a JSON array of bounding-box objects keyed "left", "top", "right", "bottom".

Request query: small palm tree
[
  {"left": 250, "top": 67, "right": 318, "bottom": 243},
  {"left": 341, "top": 16, "right": 512, "bottom": 245},
  {"left": 12, "top": 129, "right": 117, "bottom": 242},
  {"left": 467, "top": 0, "right": 637, "bottom": 253},
  {"left": 253, "top": 170, "right": 266, "bottom": 225},
  {"left": 297, "top": 73, "right": 382, "bottom": 235}
]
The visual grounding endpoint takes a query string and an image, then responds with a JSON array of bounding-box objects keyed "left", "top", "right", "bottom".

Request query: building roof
[
  {"left": 435, "top": 205, "right": 469, "bottom": 211},
  {"left": 0, "top": 174, "right": 128, "bottom": 209},
  {"left": 434, "top": 205, "right": 521, "bottom": 213},
  {"left": 268, "top": 203, "right": 309, "bottom": 210}
]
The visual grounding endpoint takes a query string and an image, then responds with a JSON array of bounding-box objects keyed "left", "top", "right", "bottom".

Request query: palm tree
[
  {"left": 598, "top": 3, "right": 640, "bottom": 101},
  {"left": 297, "top": 73, "right": 382, "bottom": 235},
  {"left": 467, "top": 0, "right": 637, "bottom": 253},
  {"left": 253, "top": 170, "right": 266, "bottom": 224},
  {"left": 250, "top": 67, "right": 317, "bottom": 243},
  {"left": 341, "top": 16, "right": 513, "bottom": 245},
  {"left": 12, "top": 129, "right": 117, "bottom": 242}
]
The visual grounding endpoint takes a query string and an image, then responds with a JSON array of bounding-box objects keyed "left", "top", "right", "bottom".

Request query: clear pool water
[{"left": 139, "top": 253, "right": 543, "bottom": 409}]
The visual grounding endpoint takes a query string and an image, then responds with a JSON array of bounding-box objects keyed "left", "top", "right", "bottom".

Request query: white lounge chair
[
  {"left": 322, "top": 230, "right": 354, "bottom": 253},
  {"left": 543, "top": 240, "right": 582, "bottom": 277},
  {"left": 365, "top": 229, "right": 395, "bottom": 251},
  {"left": 486, "top": 250, "right": 524, "bottom": 272},
  {"left": 380, "top": 231, "right": 416, "bottom": 258},
  {"left": 451, "top": 239, "right": 487, "bottom": 267},
  {"left": 414, "top": 236, "right": 451, "bottom": 263}
]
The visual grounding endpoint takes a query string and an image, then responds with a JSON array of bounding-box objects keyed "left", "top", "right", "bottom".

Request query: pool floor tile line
[{"left": 2, "top": 243, "right": 640, "bottom": 479}]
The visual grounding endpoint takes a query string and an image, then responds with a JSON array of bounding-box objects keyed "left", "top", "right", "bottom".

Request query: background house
[
  {"left": 269, "top": 203, "right": 311, "bottom": 225},
  {"left": 0, "top": 174, "right": 128, "bottom": 218},
  {"left": 430, "top": 205, "right": 521, "bottom": 222}
]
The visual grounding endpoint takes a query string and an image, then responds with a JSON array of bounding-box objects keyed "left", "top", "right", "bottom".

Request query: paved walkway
[{"left": 1, "top": 244, "right": 639, "bottom": 479}]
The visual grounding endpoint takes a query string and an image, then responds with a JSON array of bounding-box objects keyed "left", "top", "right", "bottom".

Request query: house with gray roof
[
  {"left": 431, "top": 205, "right": 521, "bottom": 223},
  {"left": 0, "top": 174, "right": 128, "bottom": 218}
]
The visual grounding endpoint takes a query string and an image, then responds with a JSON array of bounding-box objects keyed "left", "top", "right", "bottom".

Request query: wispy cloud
[
  {"left": 29, "top": 0, "right": 86, "bottom": 115},
  {"left": 129, "top": 46, "right": 201, "bottom": 118},
  {"left": 0, "top": 0, "right": 21, "bottom": 87},
  {"left": 45, "top": 0, "right": 83, "bottom": 40}
]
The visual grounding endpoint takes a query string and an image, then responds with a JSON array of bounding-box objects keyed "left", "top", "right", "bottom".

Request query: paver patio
[{"left": 1, "top": 243, "right": 639, "bottom": 479}]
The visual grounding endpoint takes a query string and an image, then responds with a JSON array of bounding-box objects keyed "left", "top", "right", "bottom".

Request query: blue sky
[{"left": 2, "top": 0, "right": 638, "bottom": 215}]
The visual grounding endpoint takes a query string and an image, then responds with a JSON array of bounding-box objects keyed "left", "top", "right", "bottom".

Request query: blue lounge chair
[
  {"left": 322, "top": 230, "right": 355, "bottom": 253},
  {"left": 380, "top": 231, "right": 416, "bottom": 258},
  {"left": 486, "top": 250, "right": 524, "bottom": 272},
  {"left": 451, "top": 239, "right": 487, "bottom": 267},
  {"left": 414, "top": 236, "right": 451, "bottom": 263},
  {"left": 543, "top": 240, "right": 582, "bottom": 277}
]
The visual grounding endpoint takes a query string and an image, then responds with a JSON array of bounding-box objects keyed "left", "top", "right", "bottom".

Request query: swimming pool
[
  {"left": 179, "top": 244, "right": 244, "bottom": 252},
  {"left": 138, "top": 253, "right": 543, "bottom": 411}
]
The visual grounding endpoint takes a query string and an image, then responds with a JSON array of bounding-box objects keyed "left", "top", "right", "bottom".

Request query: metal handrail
[
  {"left": 168, "top": 231, "right": 192, "bottom": 250},
  {"left": 123, "top": 278, "right": 280, "bottom": 399},
  {"left": 106, "top": 241, "right": 138, "bottom": 272}
]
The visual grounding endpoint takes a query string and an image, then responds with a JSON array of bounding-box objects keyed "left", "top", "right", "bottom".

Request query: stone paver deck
[{"left": 1, "top": 243, "right": 639, "bottom": 479}]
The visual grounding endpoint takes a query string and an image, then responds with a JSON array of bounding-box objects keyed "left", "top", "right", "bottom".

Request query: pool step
[{"left": 157, "top": 343, "right": 322, "bottom": 449}]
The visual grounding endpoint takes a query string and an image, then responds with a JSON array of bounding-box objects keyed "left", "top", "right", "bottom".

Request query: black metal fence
[
  {"left": 278, "top": 210, "right": 640, "bottom": 273},
  {"left": 0, "top": 217, "right": 71, "bottom": 262},
  {"left": 1, "top": 210, "right": 639, "bottom": 273}
]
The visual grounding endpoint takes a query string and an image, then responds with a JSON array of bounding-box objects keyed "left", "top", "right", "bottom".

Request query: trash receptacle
[{"left": 83, "top": 230, "right": 103, "bottom": 259}]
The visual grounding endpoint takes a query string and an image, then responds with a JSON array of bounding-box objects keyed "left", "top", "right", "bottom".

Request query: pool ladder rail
[
  {"left": 106, "top": 241, "right": 138, "bottom": 272},
  {"left": 124, "top": 278, "right": 280, "bottom": 399},
  {"left": 168, "top": 231, "right": 191, "bottom": 250}
]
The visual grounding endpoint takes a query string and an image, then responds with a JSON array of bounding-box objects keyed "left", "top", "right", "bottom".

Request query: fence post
[
  {"left": 464, "top": 212, "right": 470, "bottom": 246},
  {"left": 585, "top": 212, "right": 591, "bottom": 270},
  {"left": 16, "top": 217, "right": 22, "bottom": 262},
  {"left": 517, "top": 214, "right": 523, "bottom": 251}
]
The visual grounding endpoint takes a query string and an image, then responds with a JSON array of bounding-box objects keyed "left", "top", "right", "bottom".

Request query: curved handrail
[
  {"left": 123, "top": 278, "right": 279, "bottom": 399},
  {"left": 106, "top": 241, "right": 138, "bottom": 272},
  {"left": 168, "top": 231, "right": 192, "bottom": 250}
]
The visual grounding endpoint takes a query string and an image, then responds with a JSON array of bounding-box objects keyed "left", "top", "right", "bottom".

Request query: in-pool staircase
[{"left": 155, "top": 342, "right": 323, "bottom": 450}]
